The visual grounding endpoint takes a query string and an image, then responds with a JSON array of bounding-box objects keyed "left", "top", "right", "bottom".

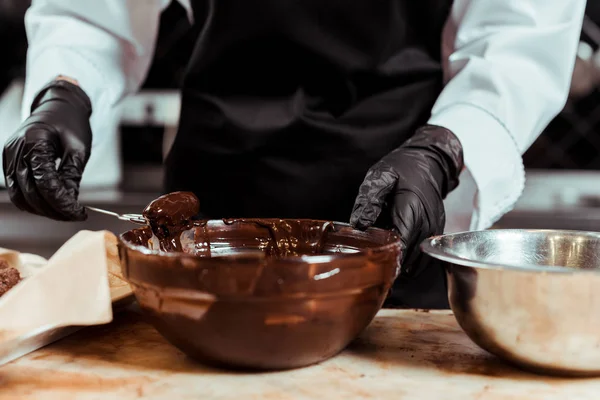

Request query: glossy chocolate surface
[
  {"left": 119, "top": 219, "right": 401, "bottom": 370},
  {"left": 142, "top": 191, "right": 200, "bottom": 251}
]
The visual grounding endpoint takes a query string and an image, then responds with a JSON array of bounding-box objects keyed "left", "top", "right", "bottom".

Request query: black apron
[{"left": 165, "top": 0, "right": 453, "bottom": 308}]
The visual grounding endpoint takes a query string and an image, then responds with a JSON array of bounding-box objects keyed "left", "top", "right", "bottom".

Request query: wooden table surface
[{"left": 0, "top": 309, "right": 598, "bottom": 400}]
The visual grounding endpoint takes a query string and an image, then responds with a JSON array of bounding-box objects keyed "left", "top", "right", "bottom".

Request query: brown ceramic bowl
[{"left": 118, "top": 219, "right": 401, "bottom": 370}]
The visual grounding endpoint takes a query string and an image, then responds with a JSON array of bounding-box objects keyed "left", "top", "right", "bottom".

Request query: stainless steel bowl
[{"left": 421, "top": 229, "right": 600, "bottom": 376}]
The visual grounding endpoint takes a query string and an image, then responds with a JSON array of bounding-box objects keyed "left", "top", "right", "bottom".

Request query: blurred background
[{"left": 0, "top": 1, "right": 599, "bottom": 257}]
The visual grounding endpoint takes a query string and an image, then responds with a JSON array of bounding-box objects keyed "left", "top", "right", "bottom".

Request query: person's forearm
[
  {"left": 23, "top": 0, "right": 166, "bottom": 141},
  {"left": 428, "top": 0, "right": 586, "bottom": 230}
]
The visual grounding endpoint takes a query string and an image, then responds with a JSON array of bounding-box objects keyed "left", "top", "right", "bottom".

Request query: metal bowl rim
[{"left": 420, "top": 228, "right": 600, "bottom": 274}]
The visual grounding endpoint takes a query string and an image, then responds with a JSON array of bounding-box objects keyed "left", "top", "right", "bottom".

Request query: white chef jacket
[{"left": 21, "top": 0, "right": 586, "bottom": 231}]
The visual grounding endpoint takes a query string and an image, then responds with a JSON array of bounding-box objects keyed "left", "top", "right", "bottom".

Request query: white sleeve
[
  {"left": 22, "top": 0, "right": 172, "bottom": 147},
  {"left": 430, "top": 0, "right": 587, "bottom": 230}
]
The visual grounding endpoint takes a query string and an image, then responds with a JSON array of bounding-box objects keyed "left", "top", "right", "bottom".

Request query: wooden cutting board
[{"left": 2, "top": 310, "right": 600, "bottom": 399}]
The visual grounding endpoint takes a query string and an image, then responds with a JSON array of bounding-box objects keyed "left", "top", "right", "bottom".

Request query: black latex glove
[
  {"left": 3, "top": 79, "right": 92, "bottom": 221},
  {"left": 350, "top": 125, "right": 464, "bottom": 277}
]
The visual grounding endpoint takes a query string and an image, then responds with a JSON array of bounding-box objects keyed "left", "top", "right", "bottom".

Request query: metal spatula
[{"left": 86, "top": 206, "right": 146, "bottom": 224}]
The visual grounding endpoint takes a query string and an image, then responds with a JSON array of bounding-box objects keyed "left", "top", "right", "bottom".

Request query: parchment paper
[{"left": 0, "top": 230, "right": 132, "bottom": 333}]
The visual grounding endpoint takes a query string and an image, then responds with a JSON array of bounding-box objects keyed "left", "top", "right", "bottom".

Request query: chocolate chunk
[
  {"left": 143, "top": 191, "right": 200, "bottom": 252},
  {"left": 0, "top": 263, "right": 21, "bottom": 297}
]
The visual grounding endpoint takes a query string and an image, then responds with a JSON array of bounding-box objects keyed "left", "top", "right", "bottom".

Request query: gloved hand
[
  {"left": 3, "top": 79, "right": 92, "bottom": 221},
  {"left": 350, "top": 125, "right": 464, "bottom": 277}
]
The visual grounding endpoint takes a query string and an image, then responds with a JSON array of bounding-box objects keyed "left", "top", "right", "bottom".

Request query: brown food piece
[
  {"left": 0, "top": 260, "right": 21, "bottom": 297},
  {"left": 142, "top": 191, "right": 200, "bottom": 252},
  {"left": 142, "top": 191, "right": 200, "bottom": 229}
]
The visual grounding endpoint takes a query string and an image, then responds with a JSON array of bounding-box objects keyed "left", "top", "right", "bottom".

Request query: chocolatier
[{"left": 5, "top": 0, "right": 583, "bottom": 309}]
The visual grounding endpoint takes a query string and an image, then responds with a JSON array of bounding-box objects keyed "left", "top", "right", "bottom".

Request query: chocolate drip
[{"left": 142, "top": 191, "right": 200, "bottom": 252}]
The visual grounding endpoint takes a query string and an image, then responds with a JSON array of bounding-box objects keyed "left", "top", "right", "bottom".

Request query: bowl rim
[
  {"left": 119, "top": 219, "right": 402, "bottom": 264},
  {"left": 420, "top": 228, "right": 600, "bottom": 274}
]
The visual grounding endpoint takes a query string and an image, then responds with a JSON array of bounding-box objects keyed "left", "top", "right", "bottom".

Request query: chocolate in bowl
[{"left": 118, "top": 219, "right": 401, "bottom": 370}]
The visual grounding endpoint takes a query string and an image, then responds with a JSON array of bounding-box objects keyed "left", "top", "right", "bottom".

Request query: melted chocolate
[
  {"left": 141, "top": 192, "right": 336, "bottom": 257},
  {"left": 222, "top": 219, "right": 335, "bottom": 257},
  {"left": 142, "top": 191, "right": 200, "bottom": 252}
]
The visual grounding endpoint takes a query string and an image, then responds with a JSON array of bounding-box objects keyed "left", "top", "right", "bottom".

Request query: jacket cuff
[
  {"left": 428, "top": 103, "right": 525, "bottom": 230},
  {"left": 22, "top": 46, "right": 109, "bottom": 122},
  {"left": 31, "top": 79, "right": 93, "bottom": 116},
  {"left": 22, "top": 46, "right": 117, "bottom": 152}
]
